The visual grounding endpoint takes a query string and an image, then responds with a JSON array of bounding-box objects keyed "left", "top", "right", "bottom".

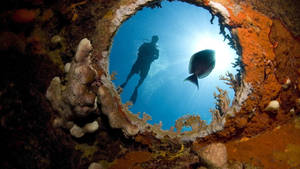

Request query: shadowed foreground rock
[{"left": 194, "top": 143, "right": 228, "bottom": 169}]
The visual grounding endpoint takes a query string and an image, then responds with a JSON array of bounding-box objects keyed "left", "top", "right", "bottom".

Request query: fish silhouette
[{"left": 185, "top": 49, "right": 216, "bottom": 88}]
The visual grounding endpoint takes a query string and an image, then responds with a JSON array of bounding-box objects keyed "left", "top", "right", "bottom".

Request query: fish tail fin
[{"left": 185, "top": 74, "right": 199, "bottom": 89}]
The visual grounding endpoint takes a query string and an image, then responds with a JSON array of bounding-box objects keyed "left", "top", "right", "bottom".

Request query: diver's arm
[
  {"left": 154, "top": 49, "right": 159, "bottom": 60},
  {"left": 137, "top": 43, "right": 146, "bottom": 59},
  {"left": 138, "top": 44, "right": 145, "bottom": 54}
]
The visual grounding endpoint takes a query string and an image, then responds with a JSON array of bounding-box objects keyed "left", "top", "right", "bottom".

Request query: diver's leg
[
  {"left": 129, "top": 66, "right": 149, "bottom": 104},
  {"left": 120, "top": 72, "right": 132, "bottom": 88},
  {"left": 129, "top": 76, "right": 146, "bottom": 104},
  {"left": 137, "top": 64, "right": 149, "bottom": 88},
  {"left": 137, "top": 75, "right": 146, "bottom": 88},
  {"left": 130, "top": 87, "right": 138, "bottom": 104},
  {"left": 120, "top": 63, "right": 137, "bottom": 88},
  {"left": 137, "top": 65, "right": 150, "bottom": 88}
]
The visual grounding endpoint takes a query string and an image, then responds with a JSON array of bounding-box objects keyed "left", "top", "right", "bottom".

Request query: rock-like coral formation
[{"left": 46, "top": 38, "right": 99, "bottom": 137}]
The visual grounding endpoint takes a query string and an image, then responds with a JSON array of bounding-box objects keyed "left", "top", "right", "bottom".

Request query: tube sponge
[
  {"left": 75, "top": 38, "right": 92, "bottom": 62},
  {"left": 46, "top": 38, "right": 99, "bottom": 138}
]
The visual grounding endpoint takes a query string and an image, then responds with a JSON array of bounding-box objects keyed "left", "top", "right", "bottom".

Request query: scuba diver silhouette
[{"left": 120, "top": 35, "right": 159, "bottom": 104}]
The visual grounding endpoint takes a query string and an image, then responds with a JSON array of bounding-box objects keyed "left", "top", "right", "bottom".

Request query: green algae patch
[{"left": 75, "top": 143, "right": 98, "bottom": 160}]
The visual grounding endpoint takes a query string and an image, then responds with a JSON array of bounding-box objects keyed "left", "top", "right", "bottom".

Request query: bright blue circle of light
[{"left": 109, "top": 1, "right": 238, "bottom": 130}]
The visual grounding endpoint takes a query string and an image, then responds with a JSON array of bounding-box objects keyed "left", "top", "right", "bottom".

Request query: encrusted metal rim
[
  {"left": 95, "top": 0, "right": 251, "bottom": 142},
  {"left": 45, "top": 0, "right": 252, "bottom": 142}
]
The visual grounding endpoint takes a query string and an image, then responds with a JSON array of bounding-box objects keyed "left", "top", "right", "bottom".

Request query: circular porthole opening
[{"left": 109, "top": 1, "right": 239, "bottom": 132}]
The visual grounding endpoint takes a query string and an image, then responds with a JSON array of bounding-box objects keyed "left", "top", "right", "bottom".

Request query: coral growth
[
  {"left": 220, "top": 72, "right": 240, "bottom": 93},
  {"left": 175, "top": 115, "right": 207, "bottom": 133},
  {"left": 46, "top": 38, "right": 99, "bottom": 138},
  {"left": 213, "top": 87, "right": 231, "bottom": 116}
]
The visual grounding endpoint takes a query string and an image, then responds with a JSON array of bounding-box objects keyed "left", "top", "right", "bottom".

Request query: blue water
[{"left": 109, "top": 1, "right": 237, "bottom": 130}]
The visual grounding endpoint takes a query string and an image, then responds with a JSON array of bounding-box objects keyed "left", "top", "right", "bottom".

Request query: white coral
[
  {"left": 265, "top": 100, "right": 280, "bottom": 111},
  {"left": 209, "top": 1, "right": 230, "bottom": 24},
  {"left": 70, "top": 124, "right": 85, "bottom": 138},
  {"left": 83, "top": 121, "right": 99, "bottom": 133},
  {"left": 75, "top": 38, "right": 92, "bottom": 62},
  {"left": 46, "top": 38, "right": 99, "bottom": 138}
]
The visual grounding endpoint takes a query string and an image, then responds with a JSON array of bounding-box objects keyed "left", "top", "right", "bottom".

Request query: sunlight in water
[{"left": 188, "top": 35, "right": 235, "bottom": 73}]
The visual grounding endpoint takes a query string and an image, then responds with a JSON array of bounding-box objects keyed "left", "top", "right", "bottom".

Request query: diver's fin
[
  {"left": 185, "top": 74, "right": 199, "bottom": 89},
  {"left": 120, "top": 82, "right": 127, "bottom": 89}
]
